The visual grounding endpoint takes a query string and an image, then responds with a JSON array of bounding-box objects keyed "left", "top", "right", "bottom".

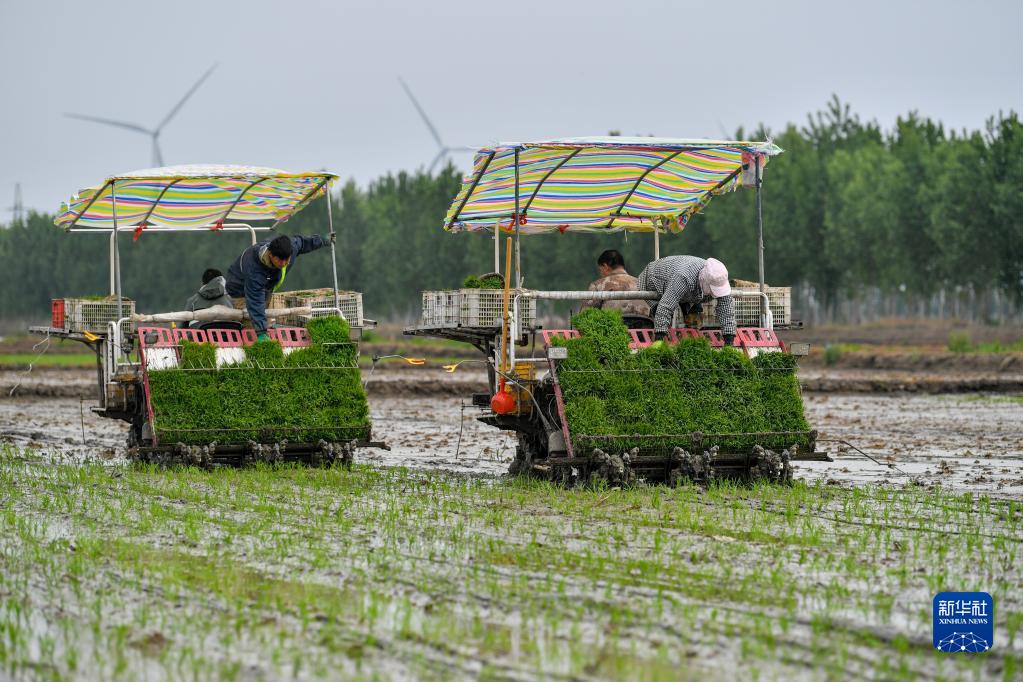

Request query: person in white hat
[{"left": 636, "top": 255, "right": 737, "bottom": 345}]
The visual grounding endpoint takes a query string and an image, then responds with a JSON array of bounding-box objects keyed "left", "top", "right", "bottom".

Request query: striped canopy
[
  {"left": 56, "top": 164, "right": 337, "bottom": 230},
  {"left": 444, "top": 138, "right": 783, "bottom": 235}
]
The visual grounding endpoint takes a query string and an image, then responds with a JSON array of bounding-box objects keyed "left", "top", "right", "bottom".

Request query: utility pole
[{"left": 7, "top": 182, "right": 24, "bottom": 226}]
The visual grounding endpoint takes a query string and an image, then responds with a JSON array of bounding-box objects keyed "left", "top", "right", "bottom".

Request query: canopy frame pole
[
  {"left": 71, "top": 223, "right": 263, "bottom": 234},
  {"left": 607, "top": 150, "right": 684, "bottom": 229},
  {"left": 654, "top": 224, "right": 660, "bottom": 260},
  {"left": 446, "top": 150, "right": 495, "bottom": 230},
  {"left": 514, "top": 147, "right": 522, "bottom": 288},
  {"left": 64, "top": 179, "right": 110, "bottom": 230},
  {"left": 111, "top": 181, "right": 124, "bottom": 338},
  {"left": 755, "top": 154, "right": 766, "bottom": 325},
  {"left": 135, "top": 178, "right": 181, "bottom": 229},
  {"left": 108, "top": 230, "right": 116, "bottom": 295},
  {"left": 494, "top": 221, "right": 500, "bottom": 273},
  {"left": 519, "top": 289, "right": 659, "bottom": 301},
  {"left": 522, "top": 149, "right": 580, "bottom": 212},
  {"left": 214, "top": 177, "right": 269, "bottom": 227},
  {"left": 325, "top": 181, "right": 341, "bottom": 314},
  {"left": 271, "top": 176, "right": 330, "bottom": 231}
]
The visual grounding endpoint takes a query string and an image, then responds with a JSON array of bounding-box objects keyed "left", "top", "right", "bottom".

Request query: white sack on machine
[{"left": 130, "top": 305, "right": 314, "bottom": 324}]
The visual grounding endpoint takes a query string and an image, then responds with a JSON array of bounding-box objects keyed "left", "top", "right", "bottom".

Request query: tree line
[{"left": 1, "top": 97, "right": 1020, "bottom": 327}]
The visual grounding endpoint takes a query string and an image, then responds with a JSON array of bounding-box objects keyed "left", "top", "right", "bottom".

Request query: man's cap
[{"left": 699, "top": 258, "right": 731, "bottom": 298}]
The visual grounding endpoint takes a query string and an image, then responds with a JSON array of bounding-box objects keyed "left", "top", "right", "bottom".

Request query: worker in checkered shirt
[{"left": 636, "top": 256, "right": 737, "bottom": 346}]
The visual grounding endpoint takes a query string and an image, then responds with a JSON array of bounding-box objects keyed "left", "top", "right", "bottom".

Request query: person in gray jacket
[{"left": 185, "top": 269, "right": 234, "bottom": 327}]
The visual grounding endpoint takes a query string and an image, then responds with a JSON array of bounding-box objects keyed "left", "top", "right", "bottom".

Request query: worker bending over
[
  {"left": 582, "top": 249, "right": 651, "bottom": 329},
  {"left": 637, "top": 256, "right": 736, "bottom": 346},
  {"left": 225, "top": 233, "right": 335, "bottom": 340}
]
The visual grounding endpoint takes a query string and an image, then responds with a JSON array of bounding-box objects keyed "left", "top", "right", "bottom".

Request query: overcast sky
[{"left": 1, "top": 0, "right": 1020, "bottom": 214}]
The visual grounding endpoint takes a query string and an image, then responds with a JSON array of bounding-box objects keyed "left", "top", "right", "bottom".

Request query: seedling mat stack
[
  {"left": 133, "top": 319, "right": 372, "bottom": 466},
  {"left": 534, "top": 309, "right": 821, "bottom": 485}
]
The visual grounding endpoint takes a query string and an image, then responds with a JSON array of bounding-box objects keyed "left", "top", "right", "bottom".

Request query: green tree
[
  {"left": 2, "top": 100, "right": 1021, "bottom": 326},
  {"left": 823, "top": 143, "right": 909, "bottom": 291}
]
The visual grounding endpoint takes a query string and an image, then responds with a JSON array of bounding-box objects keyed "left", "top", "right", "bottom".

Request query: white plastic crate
[
  {"left": 421, "top": 290, "right": 460, "bottom": 327},
  {"left": 268, "top": 292, "right": 289, "bottom": 311},
  {"left": 420, "top": 289, "right": 537, "bottom": 330},
  {"left": 459, "top": 289, "right": 536, "bottom": 329},
  {"left": 277, "top": 289, "right": 364, "bottom": 327},
  {"left": 55, "top": 297, "right": 135, "bottom": 334},
  {"left": 725, "top": 287, "right": 790, "bottom": 327},
  {"left": 671, "top": 287, "right": 791, "bottom": 328}
]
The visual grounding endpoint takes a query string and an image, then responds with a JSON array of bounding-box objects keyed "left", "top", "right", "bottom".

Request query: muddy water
[
  {"left": 2, "top": 392, "right": 1021, "bottom": 497},
  {"left": 802, "top": 393, "right": 1023, "bottom": 497},
  {"left": 0, "top": 396, "right": 120, "bottom": 455},
  {"left": 0, "top": 394, "right": 516, "bottom": 475}
]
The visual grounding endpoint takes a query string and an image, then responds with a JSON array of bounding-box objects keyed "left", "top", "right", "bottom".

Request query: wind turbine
[
  {"left": 398, "top": 76, "right": 475, "bottom": 173},
  {"left": 66, "top": 64, "right": 218, "bottom": 167}
]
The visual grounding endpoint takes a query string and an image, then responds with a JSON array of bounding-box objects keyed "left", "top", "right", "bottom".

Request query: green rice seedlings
[
  {"left": 245, "top": 338, "right": 286, "bottom": 367},
  {"left": 556, "top": 308, "right": 812, "bottom": 454},
  {"left": 462, "top": 274, "right": 504, "bottom": 289},
  {"left": 147, "top": 316, "right": 370, "bottom": 444},
  {"left": 178, "top": 339, "right": 216, "bottom": 369}
]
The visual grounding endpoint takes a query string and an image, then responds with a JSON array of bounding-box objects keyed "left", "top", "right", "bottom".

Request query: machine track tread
[{"left": 126, "top": 439, "right": 384, "bottom": 469}]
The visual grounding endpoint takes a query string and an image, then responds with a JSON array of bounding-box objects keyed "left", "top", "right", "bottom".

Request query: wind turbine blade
[
  {"left": 65, "top": 112, "right": 151, "bottom": 135},
  {"left": 152, "top": 137, "right": 164, "bottom": 167},
  {"left": 428, "top": 149, "right": 447, "bottom": 173},
  {"left": 156, "top": 63, "right": 217, "bottom": 132},
  {"left": 398, "top": 76, "right": 444, "bottom": 148}
]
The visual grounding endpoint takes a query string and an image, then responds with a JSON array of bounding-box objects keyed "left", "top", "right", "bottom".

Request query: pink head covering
[{"left": 699, "top": 258, "right": 731, "bottom": 298}]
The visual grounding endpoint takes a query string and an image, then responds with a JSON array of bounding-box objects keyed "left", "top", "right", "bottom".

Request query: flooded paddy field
[
  {"left": 1, "top": 390, "right": 1022, "bottom": 680},
  {"left": 3, "top": 390, "right": 1021, "bottom": 497}
]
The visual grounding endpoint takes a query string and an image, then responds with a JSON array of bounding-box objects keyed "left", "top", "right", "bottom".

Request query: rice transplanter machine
[
  {"left": 406, "top": 138, "right": 831, "bottom": 483},
  {"left": 32, "top": 165, "right": 380, "bottom": 465}
]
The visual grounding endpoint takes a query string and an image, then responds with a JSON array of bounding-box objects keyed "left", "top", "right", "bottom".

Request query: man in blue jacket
[{"left": 225, "top": 233, "right": 335, "bottom": 339}]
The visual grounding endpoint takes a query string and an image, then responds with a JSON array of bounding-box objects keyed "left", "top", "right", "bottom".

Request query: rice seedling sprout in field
[{"left": 0, "top": 445, "right": 1020, "bottom": 679}]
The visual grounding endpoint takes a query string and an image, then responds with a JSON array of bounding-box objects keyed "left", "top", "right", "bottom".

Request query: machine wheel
[
  {"left": 509, "top": 433, "right": 546, "bottom": 477},
  {"left": 127, "top": 418, "right": 142, "bottom": 449},
  {"left": 508, "top": 445, "right": 529, "bottom": 476},
  {"left": 311, "top": 440, "right": 356, "bottom": 469},
  {"left": 668, "top": 446, "right": 715, "bottom": 486},
  {"left": 588, "top": 448, "right": 636, "bottom": 487},
  {"left": 126, "top": 415, "right": 153, "bottom": 449},
  {"left": 750, "top": 445, "right": 793, "bottom": 483}
]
